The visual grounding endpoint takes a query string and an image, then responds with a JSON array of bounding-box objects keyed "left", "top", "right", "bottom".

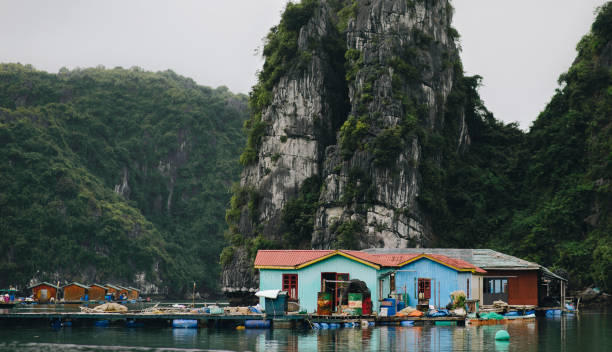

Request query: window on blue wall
[{"left": 282, "top": 274, "right": 298, "bottom": 300}]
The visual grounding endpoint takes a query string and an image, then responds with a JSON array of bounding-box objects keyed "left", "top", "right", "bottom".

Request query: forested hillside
[
  {"left": 0, "top": 64, "right": 247, "bottom": 296},
  {"left": 221, "top": 0, "right": 612, "bottom": 293},
  {"left": 493, "top": 4, "right": 612, "bottom": 290}
]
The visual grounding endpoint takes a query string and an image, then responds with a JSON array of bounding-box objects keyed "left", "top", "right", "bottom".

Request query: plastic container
[
  {"left": 362, "top": 297, "right": 372, "bottom": 315},
  {"left": 265, "top": 292, "right": 288, "bottom": 316},
  {"left": 320, "top": 323, "right": 329, "bottom": 329},
  {"left": 317, "top": 292, "right": 332, "bottom": 316},
  {"left": 382, "top": 298, "right": 396, "bottom": 316},
  {"left": 209, "top": 307, "right": 224, "bottom": 315},
  {"left": 244, "top": 320, "right": 271, "bottom": 329},
  {"left": 172, "top": 319, "right": 198, "bottom": 328},
  {"left": 348, "top": 293, "right": 363, "bottom": 313},
  {"left": 400, "top": 320, "right": 414, "bottom": 326}
]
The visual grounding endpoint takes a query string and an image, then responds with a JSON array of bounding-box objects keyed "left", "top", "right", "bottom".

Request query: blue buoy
[
  {"left": 94, "top": 320, "right": 110, "bottom": 327},
  {"left": 312, "top": 323, "right": 320, "bottom": 329},
  {"left": 400, "top": 320, "right": 415, "bottom": 326},
  {"left": 172, "top": 319, "right": 198, "bottom": 329},
  {"left": 329, "top": 323, "right": 340, "bottom": 329},
  {"left": 368, "top": 321, "right": 375, "bottom": 326},
  {"left": 495, "top": 330, "right": 510, "bottom": 341},
  {"left": 320, "top": 323, "right": 329, "bottom": 329},
  {"left": 244, "top": 320, "right": 271, "bottom": 329}
]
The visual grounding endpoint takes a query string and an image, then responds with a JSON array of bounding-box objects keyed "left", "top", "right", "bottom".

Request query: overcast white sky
[{"left": 0, "top": 0, "right": 607, "bottom": 129}]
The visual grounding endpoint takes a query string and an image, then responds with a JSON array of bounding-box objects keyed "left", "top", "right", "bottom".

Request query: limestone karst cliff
[{"left": 221, "top": 0, "right": 474, "bottom": 294}]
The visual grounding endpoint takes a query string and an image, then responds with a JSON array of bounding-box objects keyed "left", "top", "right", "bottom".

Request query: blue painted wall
[
  {"left": 393, "top": 258, "right": 475, "bottom": 308},
  {"left": 258, "top": 255, "right": 382, "bottom": 313}
]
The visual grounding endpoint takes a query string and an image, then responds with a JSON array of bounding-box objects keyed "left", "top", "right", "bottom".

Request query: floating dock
[{"left": 0, "top": 311, "right": 466, "bottom": 328}]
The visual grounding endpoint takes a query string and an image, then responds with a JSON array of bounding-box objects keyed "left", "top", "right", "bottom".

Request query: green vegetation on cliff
[
  {"left": 0, "top": 64, "right": 247, "bottom": 296},
  {"left": 426, "top": 4, "right": 612, "bottom": 290}
]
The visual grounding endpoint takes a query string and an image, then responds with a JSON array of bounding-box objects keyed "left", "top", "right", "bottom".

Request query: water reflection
[
  {"left": 0, "top": 315, "right": 610, "bottom": 351},
  {"left": 249, "top": 319, "right": 548, "bottom": 351},
  {"left": 172, "top": 327, "right": 197, "bottom": 343}
]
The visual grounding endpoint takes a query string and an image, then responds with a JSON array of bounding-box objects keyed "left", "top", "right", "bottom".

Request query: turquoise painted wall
[
  {"left": 394, "top": 258, "right": 475, "bottom": 308},
  {"left": 258, "top": 255, "right": 381, "bottom": 313}
]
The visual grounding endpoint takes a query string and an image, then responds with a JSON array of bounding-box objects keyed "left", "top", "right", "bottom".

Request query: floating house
[
  {"left": 255, "top": 250, "right": 390, "bottom": 313},
  {"left": 364, "top": 248, "right": 567, "bottom": 307},
  {"left": 62, "top": 282, "right": 90, "bottom": 301},
  {"left": 28, "top": 282, "right": 59, "bottom": 302},
  {"left": 88, "top": 284, "right": 107, "bottom": 301},
  {"left": 376, "top": 253, "right": 487, "bottom": 308},
  {"left": 116, "top": 286, "right": 130, "bottom": 299},
  {"left": 127, "top": 287, "right": 140, "bottom": 300},
  {"left": 105, "top": 284, "right": 122, "bottom": 299}
]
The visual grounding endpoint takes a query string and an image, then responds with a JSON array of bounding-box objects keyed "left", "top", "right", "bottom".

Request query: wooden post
[
  {"left": 560, "top": 280, "right": 566, "bottom": 311},
  {"left": 192, "top": 282, "right": 196, "bottom": 308}
]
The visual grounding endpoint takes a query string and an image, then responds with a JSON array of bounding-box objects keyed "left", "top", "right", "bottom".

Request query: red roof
[
  {"left": 254, "top": 250, "right": 335, "bottom": 268},
  {"left": 254, "top": 250, "right": 486, "bottom": 273},
  {"left": 398, "top": 253, "right": 487, "bottom": 273}
]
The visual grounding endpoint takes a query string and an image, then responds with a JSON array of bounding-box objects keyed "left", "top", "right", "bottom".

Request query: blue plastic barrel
[
  {"left": 312, "top": 323, "right": 320, "bottom": 329},
  {"left": 172, "top": 319, "right": 198, "bottom": 328},
  {"left": 329, "top": 323, "right": 340, "bottom": 329},
  {"left": 383, "top": 298, "right": 396, "bottom": 316},
  {"left": 244, "top": 320, "right": 271, "bottom": 329},
  {"left": 94, "top": 320, "right": 110, "bottom": 327},
  {"left": 400, "top": 320, "right": 414, "bottom": 326},
  {"left": 320, "top": 323, "right": 329, "bottom": 329}
]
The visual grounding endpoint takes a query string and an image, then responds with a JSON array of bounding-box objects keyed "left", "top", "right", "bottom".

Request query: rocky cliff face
[{"left": 222, "top": 0, "right": 470, "bottom": 293}]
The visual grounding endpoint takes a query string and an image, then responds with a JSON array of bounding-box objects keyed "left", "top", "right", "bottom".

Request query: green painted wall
[{"left": 258, "top": 255, "right": 381, "bottom": 313}]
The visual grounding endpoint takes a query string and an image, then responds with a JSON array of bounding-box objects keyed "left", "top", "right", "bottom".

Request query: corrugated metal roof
[
  {"left": 28, "top": 282, "right": 60, "bottom": 290},
  {"left": 362, "top": 248, "right": 566, "bottom": 280},
  {"left": 62, "top": 282, "right": 90, "bottom": 289},
  {"left": 362, "top": 248, "right": 541, "bottom": 270},
  {"left": 105, "top": 284, "right": 122, "bottom": 290}
]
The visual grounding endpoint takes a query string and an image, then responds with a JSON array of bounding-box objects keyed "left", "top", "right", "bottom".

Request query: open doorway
[{"left": 321, "top": 272, "right": 349, "bottom": 311}]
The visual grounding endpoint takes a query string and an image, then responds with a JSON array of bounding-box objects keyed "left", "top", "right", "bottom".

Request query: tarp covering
[{"left": 255, "top": 289, "right": 282, "bottom": 299}]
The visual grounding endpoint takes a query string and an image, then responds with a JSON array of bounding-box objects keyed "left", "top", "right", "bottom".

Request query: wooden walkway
[{"left": 0, "top": 311, "right": 465, "bottom": 327}]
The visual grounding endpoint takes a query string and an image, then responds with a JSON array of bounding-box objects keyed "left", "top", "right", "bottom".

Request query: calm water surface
[{"left": 0, "top": 312, "right": 609, "bottom": 351}]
